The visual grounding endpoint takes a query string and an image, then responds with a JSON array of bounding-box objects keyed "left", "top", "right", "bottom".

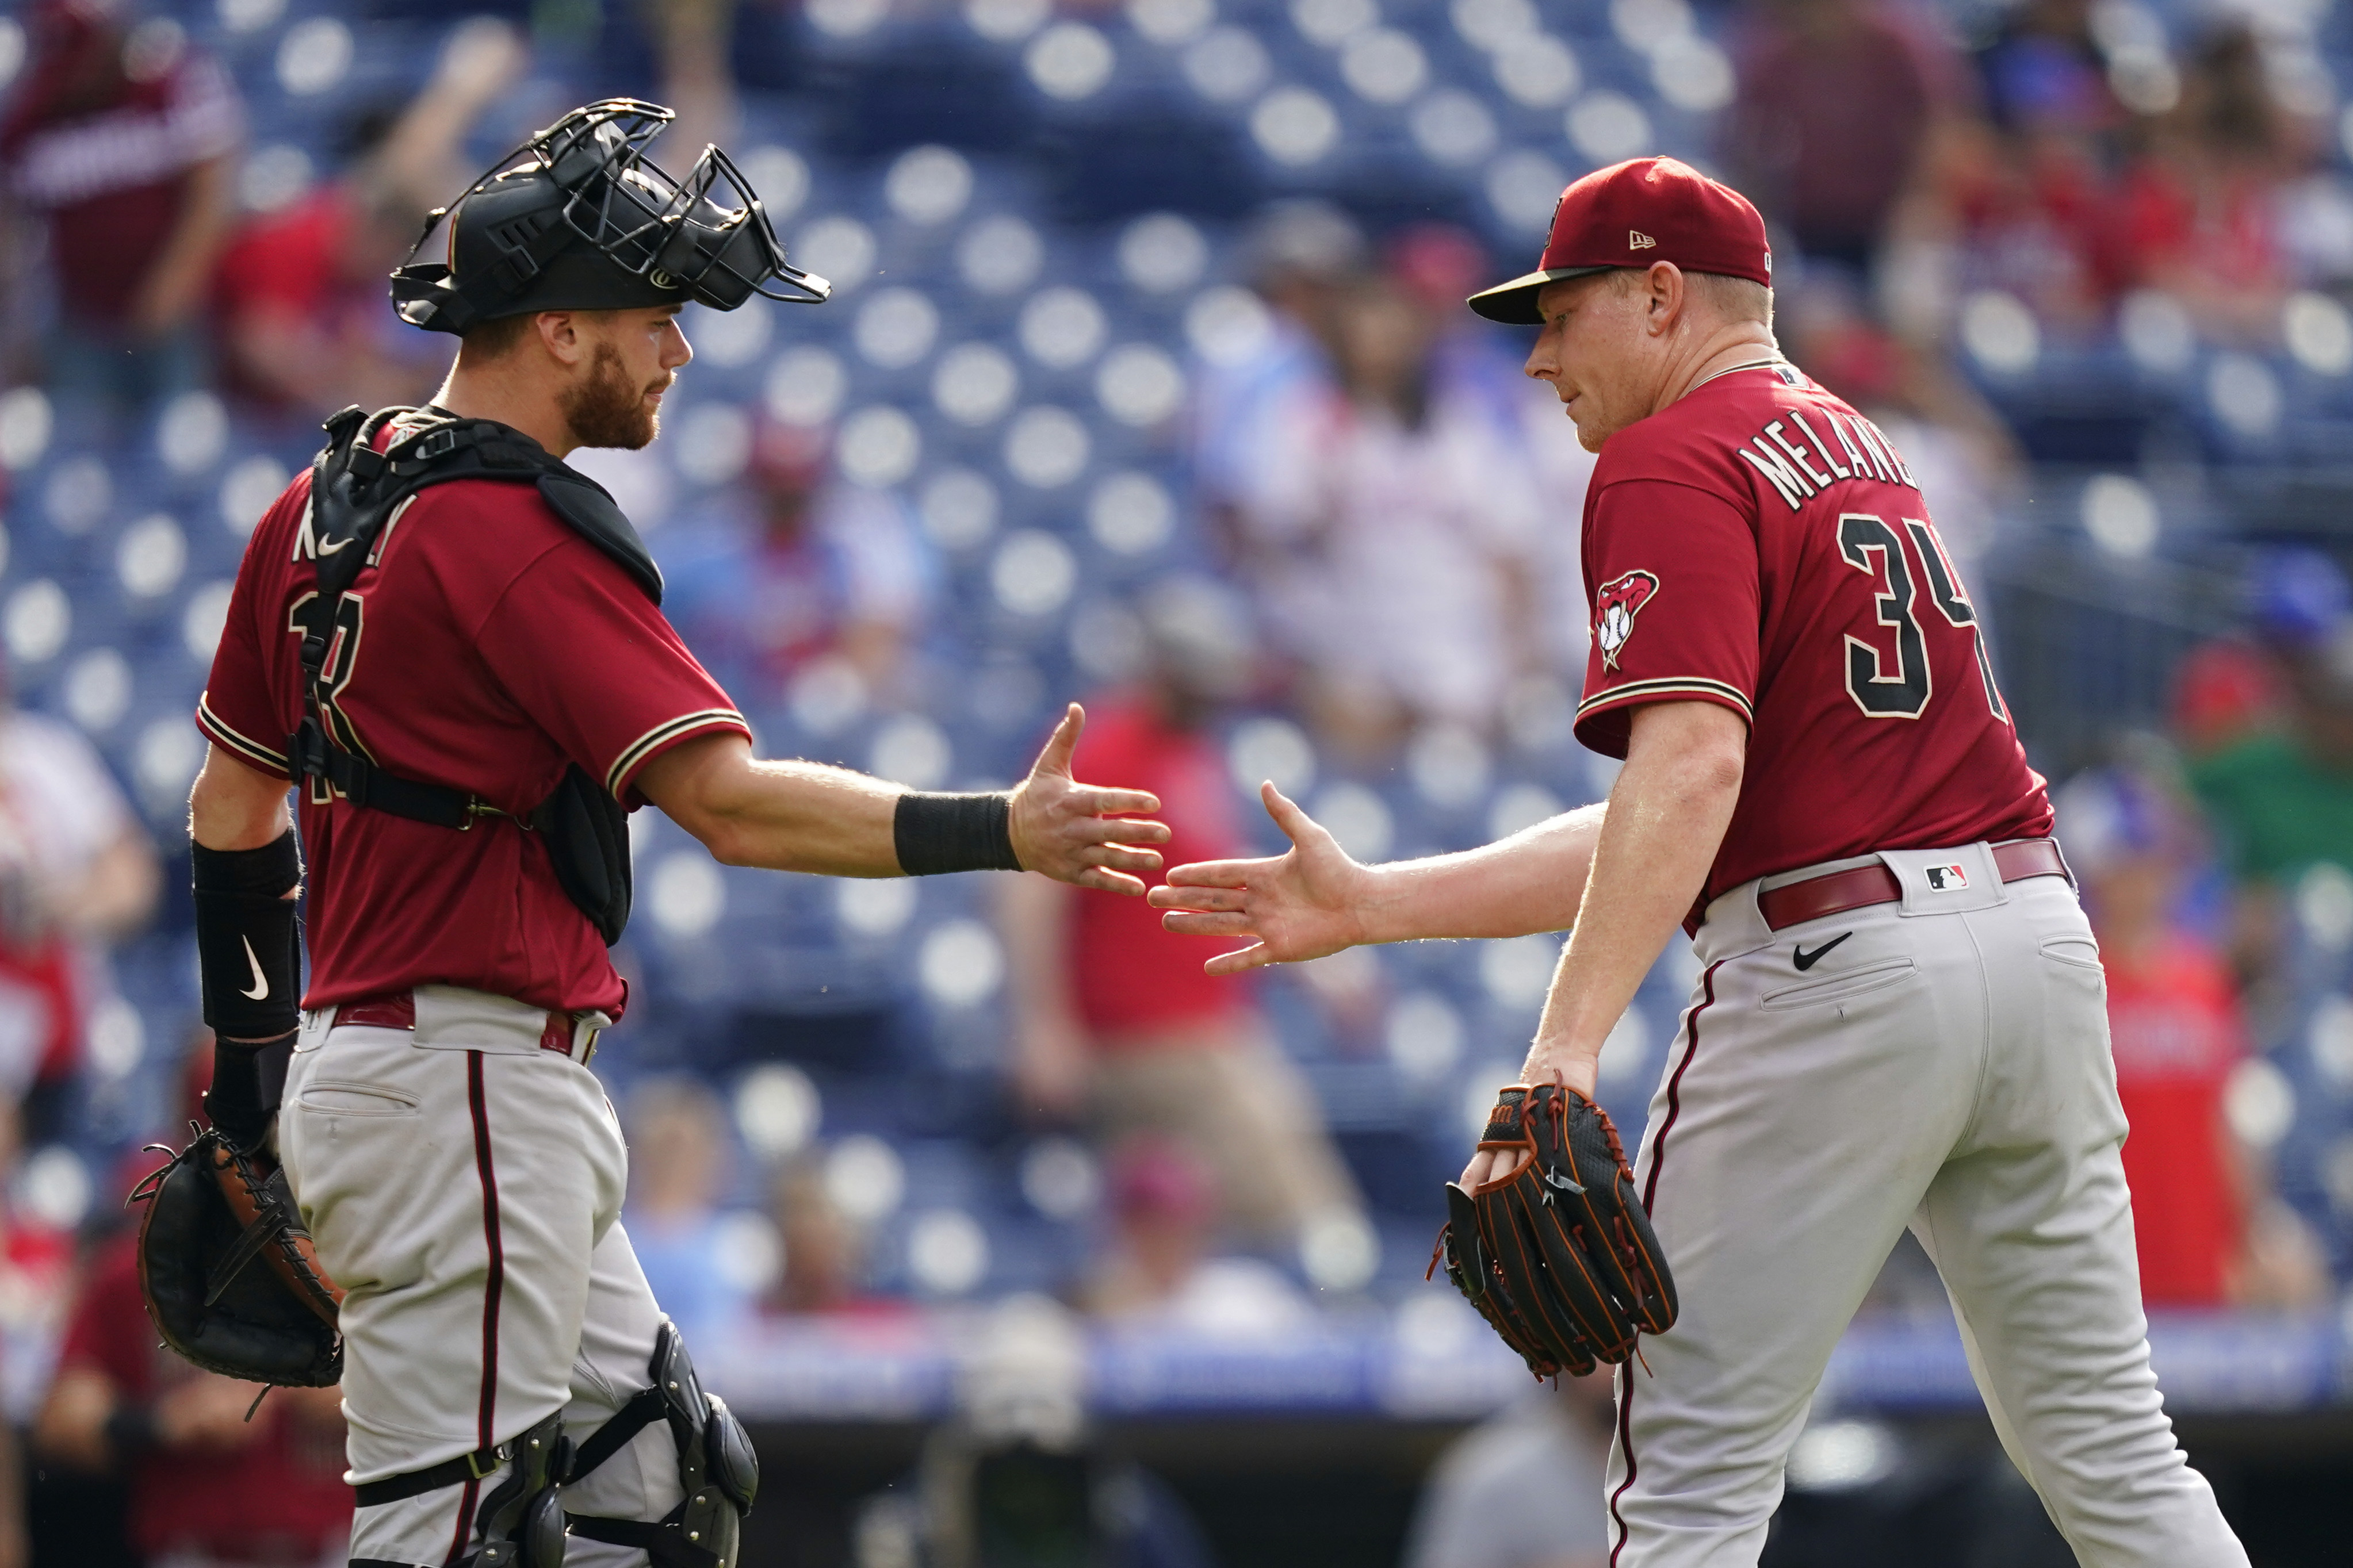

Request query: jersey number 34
[{"left": 1837, "top": 513, "right": 2008, "bottom": 724}]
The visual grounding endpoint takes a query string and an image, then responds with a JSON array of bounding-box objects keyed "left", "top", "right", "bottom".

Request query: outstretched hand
[
  {"left": 1147, "top": 781, "right": 1371, "bottom": 975},
  {"left": 1008, "top": 704, "right": 1170, "bottom": 895}
]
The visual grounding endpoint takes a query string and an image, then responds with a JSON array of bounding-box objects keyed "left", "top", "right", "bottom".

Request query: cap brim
[{"left": 1465, "top": 264, "right": 1616, "bottom": 324}]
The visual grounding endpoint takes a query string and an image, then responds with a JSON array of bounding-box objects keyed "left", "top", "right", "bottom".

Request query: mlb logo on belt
[{"left": 1923, "top": 864, "right": 1969, "bottom": 892}]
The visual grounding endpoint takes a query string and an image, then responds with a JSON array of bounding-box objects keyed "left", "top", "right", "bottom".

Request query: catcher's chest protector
[{"left": 291, "top": 406, "right": 660, "bottom": 944}]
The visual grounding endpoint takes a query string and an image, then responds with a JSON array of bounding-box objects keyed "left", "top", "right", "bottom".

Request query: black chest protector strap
[{"left": 290, "top": 405, "right": 664, "bottom": 944}]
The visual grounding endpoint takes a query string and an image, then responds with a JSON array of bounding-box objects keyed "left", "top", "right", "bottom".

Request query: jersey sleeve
[
  {"left": 196, "top": 485, "right": 304, "bottom": 779},
  {"left": 1574, "top": 477, "right": 1761, "bottom": 758},
  {"left": 476, "top": 539, "right": 750, "bottom": 806}
]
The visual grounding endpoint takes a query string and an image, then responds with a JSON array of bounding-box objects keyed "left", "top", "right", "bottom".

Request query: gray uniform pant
[
  {"left": 1605, "top": 841, "right": 2248, "bottom": 1567},
  {"left": 282, "top": 987, "right": 682, "bottom": 1567}
]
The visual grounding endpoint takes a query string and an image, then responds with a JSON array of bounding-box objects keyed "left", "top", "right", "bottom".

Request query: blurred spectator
[
  {"left": 1401, "top": 1378, "right": 1613, "bottom": 1568},
  {"left": 2185, "top": 555, "right": 2353, "bottom": 1005},
  {"left": 1726, "top": 0, "right": 1972, "bottom": 278},
  {"left": 661, "top": 417, "right": 935, "bottom": 710},
  {"left": 33, "top": 1035, "right": 347, "bottom": 1567},
  {"left": 998, "top": 578, "right": 1362, "bottom": 1248},
  {"left": 764, "top": 1152, "right": 908, "bottom": 1320},
  {"left": 1080, "top": 1137, "right": 1314, "bottom": 1335},
  {"left": 0, "top": 666, "right": 159, "bottom": 1128},
  {"left": 1390, "top": 224, "right": 1593, "bottom": 685},
  {"left": 2116, "top": 25, "right": 2299, "bottom": 342},
  {"left": 2171, "top": 641, "right": 2287, "bottom": 760},
  {"left": 623, "top": 1076, "right": 759, "bottom": 1345},
  {"left": 2171, "top": 547, "right": 2335, "bottom": 759},
  {"left": 0, "top": 0, "right": 243, "bottom": 417},
  {"left": 36, "top": 1236, "right": 351, "bottom": 1567},
  {"left": 2059, "top": 763, "right": 2327, "bottom": 1309},
  {"left": 1191, "top": 200, "right": 1361, "bottom": 568},
  {"left": 1244, "top": 272, "right": 1545, "bottom": 755},
  {"left": 208, "top": 18, "right": 526, "bottom": 420},
  {"left": 2190, "top": 620, "right": 2353, "bottom": 890},
  {"left": 1896, "top": 0, "right": 2126, "bottom": 335},
  {"left": 640, "top": 0, "right": 739, "bottom": 179}
]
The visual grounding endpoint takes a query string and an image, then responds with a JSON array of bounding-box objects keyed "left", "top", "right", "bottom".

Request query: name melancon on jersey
[{"left": 1735, "top": 405, "right": 1918, "bottom": 512}]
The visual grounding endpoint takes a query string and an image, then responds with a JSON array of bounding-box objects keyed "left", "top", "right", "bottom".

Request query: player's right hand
[
  {"left": 1008, "top": 704, "right": 1171, "bottom": 895},
  {"left": 1149, "top": 781, "right": 1371, "bottom": 975}
]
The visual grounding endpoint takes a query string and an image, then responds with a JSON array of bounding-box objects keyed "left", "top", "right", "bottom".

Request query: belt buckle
[
  {"left": 577, "top": 1024, "right": 602, "bottom": 1067},
  {"left": 466, "top": 1443, "right": 507, "bottom": 1480}
]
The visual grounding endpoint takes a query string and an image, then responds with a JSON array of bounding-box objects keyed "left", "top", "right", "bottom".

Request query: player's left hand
[
  {"left": 1459, "top": 1058, "right": 1597, "bottom": 1187},
  {"left": 1008, "top": 704, "right": 1170, "bottom": 895}
]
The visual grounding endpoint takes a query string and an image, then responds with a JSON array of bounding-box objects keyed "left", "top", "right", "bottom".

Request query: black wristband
[
  {"left": 204, "top": 1033, "right": 292, "bottom": 1152},
  {"left": 893, "top": 792, "right": 1022, "bottom": 876},
  {"left": 105, "top": 1403, "right": 158, "bottom": 1461},
  {"left": 193, "top": 834, "right": 303, "bottom": 1042}
]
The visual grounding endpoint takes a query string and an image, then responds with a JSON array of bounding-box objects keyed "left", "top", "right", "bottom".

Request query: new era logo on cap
[
  {"left": 1923, "top": 864, "right": 1969, "bottom": 892},
  {"left": 1467, "top": 157, "right": 1774, "bottom": 324}
]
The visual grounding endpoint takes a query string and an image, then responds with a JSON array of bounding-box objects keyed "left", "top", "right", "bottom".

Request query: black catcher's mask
[{"left": 389, "top": 99, "right": 831, "bottom": 336}]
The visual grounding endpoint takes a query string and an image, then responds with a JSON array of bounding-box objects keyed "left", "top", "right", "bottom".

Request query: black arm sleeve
[
  {"left": 193, "top": 834, "right": 303, "bottom": 1040},
  {"left": 193, "top": 834, "right": 303, "bottom": 1152}
]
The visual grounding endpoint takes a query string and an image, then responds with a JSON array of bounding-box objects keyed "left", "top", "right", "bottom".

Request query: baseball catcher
[
  {"left": 1434, "top": 1084, "right": 1677, "bottom": 1378},
  {"left": 167, "top": 96, "right": 1170, "bottom": 1568}
]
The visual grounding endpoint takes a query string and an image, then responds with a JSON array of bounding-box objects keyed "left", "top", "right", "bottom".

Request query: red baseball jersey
[
  {"left": 198, "top": 428, "right": 748, "bottom": 1015},
  {"left": 1574, "top": 361, "right": 2052, "bottom": 906}
]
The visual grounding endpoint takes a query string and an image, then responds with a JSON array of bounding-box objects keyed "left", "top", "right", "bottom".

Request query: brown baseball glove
[
  {"left": 130, "top": 1126, "right": 343, "bottom": 1388},
  {"left": 1430, "top": 1083, "right": 1678, "bottom": 1378}
]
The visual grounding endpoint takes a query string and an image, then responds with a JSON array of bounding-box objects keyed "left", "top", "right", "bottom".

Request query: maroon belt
[
  {"left": 1753, "top": 839, "right": 2068, "bottom": 932},
  {"left": 331, "top": 991, "right": 595, "bottom": 1063}
]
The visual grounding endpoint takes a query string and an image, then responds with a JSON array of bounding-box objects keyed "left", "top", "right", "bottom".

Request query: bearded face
[{"left": 558, "top": 340, "right": 665, "bottom": 450}]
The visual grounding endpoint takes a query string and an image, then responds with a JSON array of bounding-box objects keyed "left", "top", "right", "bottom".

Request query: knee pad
[
  {"left": 468, "top": 1410, "right": 571, "bottom": 1568},
  {"left": 567, "top": 1320, "right": 757, "bottom": 1568}
]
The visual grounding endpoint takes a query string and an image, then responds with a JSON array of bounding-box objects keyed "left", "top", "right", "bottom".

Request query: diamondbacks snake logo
[{"left": 1594, "top": 569, "right": 1661, "bottom": 672}]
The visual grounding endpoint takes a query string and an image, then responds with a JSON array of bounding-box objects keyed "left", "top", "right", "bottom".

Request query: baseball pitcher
[{"left": 1152, "top": 158, "right": 2247, "bottom": 1567}]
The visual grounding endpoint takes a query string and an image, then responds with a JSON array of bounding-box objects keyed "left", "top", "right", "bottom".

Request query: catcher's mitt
[
  {"left": 1430, "top": 1084, "right": 1678, "bottom": 1378},
  {"left": 130, "top": 1126, "right": 343, "bottom": 1389}
]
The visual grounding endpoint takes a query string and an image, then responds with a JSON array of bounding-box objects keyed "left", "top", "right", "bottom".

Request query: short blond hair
[{"left": 1609, "top": 266, "right": 1773, "bottom": 328}]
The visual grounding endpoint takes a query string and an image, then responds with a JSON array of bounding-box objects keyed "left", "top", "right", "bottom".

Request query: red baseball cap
[{"left": 1466, "top": 156, "right": 1773, "bottom": 324}]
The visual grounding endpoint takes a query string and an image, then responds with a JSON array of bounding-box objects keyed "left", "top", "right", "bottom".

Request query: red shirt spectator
[
  {"left": 208, "top": 183, "right": 446, "bottom": 415},
  {"left": 997, "top": 581, "right": 1365, "bottom": 1245},
  {"left": 0, "top": 0, "right": 242, "bottom": 329},
  {"left": 2105, "top": 937, "right": 2245, "bottom": 1306},
  {"left": 51, "top": 1236, "right": 351, "bottom": 1561},
  {"left": 1066, "top": 694, "right": 1252, "bottom": 1039},
  {"left": 2117, "top": 162, "right": 2283, "bottom": 300},
  {"left": 1727, "top": 0, "right": 1971, "bottom": 267}
]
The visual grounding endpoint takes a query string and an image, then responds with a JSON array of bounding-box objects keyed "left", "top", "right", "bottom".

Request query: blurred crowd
[{"left": 6, "top": 0, "right": 2353, "bottom": 1563}]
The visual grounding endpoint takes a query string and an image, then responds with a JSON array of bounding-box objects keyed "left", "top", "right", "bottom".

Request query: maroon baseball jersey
[
  {"left": 1574, "top": 361, "right": 2052, "bottom": 907},
  {"left": 198, "top": 434, "right": 747, "bottom": 1015}
]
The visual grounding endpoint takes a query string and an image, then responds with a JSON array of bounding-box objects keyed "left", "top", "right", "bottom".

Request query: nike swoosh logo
[
  {"left": 315, "top": 535, "right": 356, "bottom": 555},
  {"left": 1792, "top": 931, "right": 1853, "bottom": 972},
  {"left": 239, "top": 936, "right": 269, "bottom": 1000}
]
